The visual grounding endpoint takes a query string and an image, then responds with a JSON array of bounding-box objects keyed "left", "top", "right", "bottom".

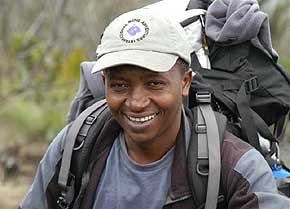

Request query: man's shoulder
[
  {"left": 220, "top": 131, "right": 275, "bottom": 191},
  {"left": 221, "top": 131, "right": 254, "bottom": 163},
  {"left": 220, "top": 131, "right": 263, "bottom": 175}
]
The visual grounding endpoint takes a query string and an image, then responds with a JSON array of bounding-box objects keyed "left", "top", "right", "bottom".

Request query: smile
[{"left": 127, "top": 113, "right": 158, "bottom": 123}]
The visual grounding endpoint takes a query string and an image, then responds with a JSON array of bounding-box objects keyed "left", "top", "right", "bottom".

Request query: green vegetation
[{"left": 0, "top": 0, "right": 160, "bottom": 145}]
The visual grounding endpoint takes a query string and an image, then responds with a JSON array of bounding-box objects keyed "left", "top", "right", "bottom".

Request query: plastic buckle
[
  {"left": 196, "top": 91, "right": 211, "bottom": 104},
  {"left": 57, "top": 193, "right": 69, "bottom": 209},
  {"left": 196, "top": 124, "right": 206, "bottom": 134},
  {"left": 217, "top": 194, "right": 225, "bottom": 203},
  {"left": 85, "top": 115, "right": 97, "bottom": 125},
  {"left": 73, "top": 139, "right": 85, "bottom": 151},
  {"left": 196, "top": 159, "right": 209, "bottom": 176},
  {"left": 245, "top": 76, "right": 259, "bottom": 94}
]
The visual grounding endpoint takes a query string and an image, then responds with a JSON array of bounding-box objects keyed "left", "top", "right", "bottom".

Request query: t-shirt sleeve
[{"left": 19, "top": 125, "right": 69, "bottom": 209}]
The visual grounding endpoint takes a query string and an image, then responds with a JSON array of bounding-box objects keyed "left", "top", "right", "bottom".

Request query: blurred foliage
[
  {"left": 0, "top": 0, "right": 290, "bottom": 145},
  {"left": 0, "top": 0, "right": 159, "bottom": 144},
  {"left": 0, "top": 98, "right": 65, "bottom": 143},
  {"left": 261, "top": 0, "right": 290, "bottom": 69},
  {"left": 59, "top": 48, "right": 86, "bottom": 84}
]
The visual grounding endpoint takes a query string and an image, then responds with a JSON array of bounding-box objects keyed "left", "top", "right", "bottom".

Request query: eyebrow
[
  {"left": 105, "top": 71, "right": 128, "bottom": 81},
  {"left": 105, "top": 68, "right": 168, "bottom": 81}
]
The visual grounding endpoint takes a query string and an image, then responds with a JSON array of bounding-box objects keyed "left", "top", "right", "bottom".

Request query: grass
[
  {"left": 0, "top": 179, "right": 31, "bottom": 209},
  {"left": 0, "top": 140, "right": 48, "bottom": 209}
]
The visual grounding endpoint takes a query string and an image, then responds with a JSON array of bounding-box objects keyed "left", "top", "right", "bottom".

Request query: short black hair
[{"left": 176, "top": 58, "right": 189, "bottom": 75}]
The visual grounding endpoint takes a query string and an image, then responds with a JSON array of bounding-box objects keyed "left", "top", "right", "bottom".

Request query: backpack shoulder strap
[
  {"left": 57, "top": 99, "right": 108, "bottom": 209},
  {"left": 188, "top": 91, "right": 227, "bottom": 209}
]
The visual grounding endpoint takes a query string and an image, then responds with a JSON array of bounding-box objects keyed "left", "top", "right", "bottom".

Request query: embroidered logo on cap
[{"left": 120, "top": 18, "right": 149, "bottom": 43}]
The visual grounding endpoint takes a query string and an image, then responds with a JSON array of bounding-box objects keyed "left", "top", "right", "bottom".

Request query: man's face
[{"left": 104, "top": 63, "right": 192, "bottom": 147}]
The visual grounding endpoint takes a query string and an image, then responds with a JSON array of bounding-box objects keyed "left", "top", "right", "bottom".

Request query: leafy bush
[{"left": 0, "top": 94, "right": 69, "bottom": 143}]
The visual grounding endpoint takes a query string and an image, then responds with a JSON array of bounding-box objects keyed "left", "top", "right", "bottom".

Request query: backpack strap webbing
[
  {"left": 57, "top": 99, "right": 107, "bottom": 209},
  {"left": 200, "top": 104, "right": 221, "bottom": 209},
  {"left": 188, "top": 91, "right": 227, "bottom": 209}
]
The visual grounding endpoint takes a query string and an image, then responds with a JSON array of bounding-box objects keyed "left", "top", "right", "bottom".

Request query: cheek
[
  {"left": 153, "top": 89, "right": 183, "bottom": 110},
  {"left": 105, "top": 91, "right": 124, "bottom": 113}
]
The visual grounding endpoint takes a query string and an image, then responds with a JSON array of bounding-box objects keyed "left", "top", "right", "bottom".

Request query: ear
[
  {"left": 101, "top": 71, "right": 106, "bottom": 85},
  {"left": 182, "top": 68, "right": 192, "bottom": 96}
]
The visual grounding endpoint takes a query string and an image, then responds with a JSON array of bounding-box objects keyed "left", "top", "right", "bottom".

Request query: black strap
[
  {"left": 236, "top": 78, "right": 261, "bottom": 152},
  {"left": 274, "top": 111, "right": 289, "bottom": 141},
  {"left": 186, "top": 0, "right": 210, "bottom": 10},
  {"left": 251, "top": 109, "right": 278, "bottom": 156}
]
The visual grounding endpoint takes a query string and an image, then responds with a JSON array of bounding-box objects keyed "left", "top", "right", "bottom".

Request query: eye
[
  {"left": 109, "top": 82, "right": 129, "bottom": 91},
  {"left": 147, "top": 80, "right": 165, "bottom": 89}
]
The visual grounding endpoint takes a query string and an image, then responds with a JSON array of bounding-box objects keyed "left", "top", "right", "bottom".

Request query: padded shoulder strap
[
  {"left": 57, "top": 99, "right": 107, "bottom": 209},
  {"left": 188, "top": 92, "right": 227, "bottom": 209}
]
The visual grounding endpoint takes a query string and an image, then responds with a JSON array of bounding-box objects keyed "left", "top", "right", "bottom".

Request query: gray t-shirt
[{"left": 93, "top": 132, "right": 175, "bottom": 209}]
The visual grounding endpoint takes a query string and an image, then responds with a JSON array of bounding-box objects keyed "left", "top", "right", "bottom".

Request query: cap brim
[{"left": 91, "top": 50, "right": 179, "bottom": 73}]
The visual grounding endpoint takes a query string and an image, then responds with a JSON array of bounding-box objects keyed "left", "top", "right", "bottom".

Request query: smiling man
[
  {"left": 19, "top": 8, "right": 290, "bottom": 209},
  {"left": 91, "top": 8, "right": 192, "bottom": 166},
  {"left": 103, "top": 63, "right": 190, "bottom": 164}
]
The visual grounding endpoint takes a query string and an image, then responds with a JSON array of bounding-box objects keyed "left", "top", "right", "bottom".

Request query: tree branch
[{"left": 21, "top": 0, "right": 69, "bottom": 89}]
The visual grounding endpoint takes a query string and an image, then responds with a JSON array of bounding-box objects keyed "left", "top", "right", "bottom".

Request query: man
[{"left": 19, "top": 8, "right": 290, "bottom": 209}]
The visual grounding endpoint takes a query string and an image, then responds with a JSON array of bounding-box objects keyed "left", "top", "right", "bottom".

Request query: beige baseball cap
[{"left": 91, "top": 8, "right": 191, "bottom": 73}]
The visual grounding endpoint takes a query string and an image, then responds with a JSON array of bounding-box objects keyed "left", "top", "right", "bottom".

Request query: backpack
[
  {"left": 55, "top": 62, "right": 228, "bottom": 209},
  {"left": 54, "top": 0, "right": 290, "bottom": 208}
]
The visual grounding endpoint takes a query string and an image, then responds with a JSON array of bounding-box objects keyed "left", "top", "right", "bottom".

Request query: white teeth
[{"left": 128, "top": 114, "right": 156, "bottom": 122}]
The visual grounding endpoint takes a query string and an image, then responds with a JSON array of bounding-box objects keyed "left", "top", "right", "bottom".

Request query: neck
[
  {"left": 124, "top": 112, "right": 182, "bottom": 164},
  {"left": 125, "top": 140, "right": 176, "bottom": 164}
]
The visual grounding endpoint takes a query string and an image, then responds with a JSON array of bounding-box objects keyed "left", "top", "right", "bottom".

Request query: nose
[{"left": 125, "top": 86, "right": 149, "bottom": 112}]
